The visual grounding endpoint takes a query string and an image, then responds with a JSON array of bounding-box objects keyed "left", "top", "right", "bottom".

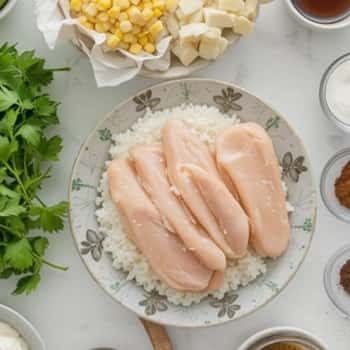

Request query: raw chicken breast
[
  {"left": 107, "top": 158, "right": 213, "bottom": 292},
  {"left": 216, "top": 123, "right": 290, "bottom": 258},
  {"left": 181, "top": 164, "right": 249, "bottom": 258},
  {"left": 131, "top": 144, "right": 226, "bottom": 272},
  {"left": 162, "top": 119, "right": 235, "bottom": 259}
]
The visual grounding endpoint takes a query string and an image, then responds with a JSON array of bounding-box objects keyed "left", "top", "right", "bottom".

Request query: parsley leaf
[
  {"left": 30, "top": 201, "right": 68, "bottom": 233},
  {"left": 13, "top": 274, "right": 41, "bottom": 295},
  {"left": 38, "top": 136, "right": 63, "bottom": 161},
  {"left": 0, "top": 87, "right": 18, "bottom": 111},
  {"left": 16, "top": 124, "right": 42, "bottom": 146},
  {"left": 4, "top": 239, "right": 34, "bottom": 271}
]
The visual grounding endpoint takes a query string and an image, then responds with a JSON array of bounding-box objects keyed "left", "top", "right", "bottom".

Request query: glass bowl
[
  {"left": 320, "top": 148, "right": 350, "bottom": 223},
  {"left": 324, "top": 245, "right": 350, "bottom": 318},
  {"left": 319, "top": 53, "right": 350, "bottom": 132}
]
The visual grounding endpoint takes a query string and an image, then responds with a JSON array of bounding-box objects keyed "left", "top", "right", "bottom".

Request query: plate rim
[{"left": 68, "top": 78, "right": 318, "bottom": 328}]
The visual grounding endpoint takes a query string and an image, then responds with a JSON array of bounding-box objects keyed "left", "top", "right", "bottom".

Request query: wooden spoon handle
[{"left": 141, "top": 319, "right": 173, "bottom": 350}]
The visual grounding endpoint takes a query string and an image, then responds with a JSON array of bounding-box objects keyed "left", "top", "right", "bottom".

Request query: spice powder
[
  {"left": 335, "top": 161, "right": 350, "bottom": 209},
  {"left": 340, "top": 259, "right": 350, "bottom": 295}
]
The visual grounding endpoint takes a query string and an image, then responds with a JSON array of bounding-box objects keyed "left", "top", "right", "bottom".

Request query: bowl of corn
[{"left": 65, "top": 0, "right": 266, "bottom": 79}]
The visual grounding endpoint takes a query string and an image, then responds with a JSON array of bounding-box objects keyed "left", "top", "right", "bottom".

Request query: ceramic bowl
[
  {"left": 284, "top": 0, "right": 350, "bottom": 30},
  {"left": 237, "top": 327, "right": 327, "bottom": 350},
  {"left": 69, "top": 79, "right": 317, "bottom": 327},
  {"left": 0, "top": 304, "right": 45, "bottom": 350},
  {"left": 0, "top": 0, "right": 17, "bottom": 20},
  {"left": 324, "top": 244, "right": 350, "bottom": 318}
]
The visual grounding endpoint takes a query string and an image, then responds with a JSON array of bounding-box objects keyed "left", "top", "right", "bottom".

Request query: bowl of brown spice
[
  {"left": 320, "top": 147, "right": 350, "bottom": 222},
  {"left": 324, "top": 244, "right": 350, "bottom": 318}
]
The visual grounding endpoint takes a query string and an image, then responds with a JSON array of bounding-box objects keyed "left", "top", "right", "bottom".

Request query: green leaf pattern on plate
[
  {"left": 209, "top": 291, "right": 241, "bottom": 319},
  {"left": 139, "top": 290, "right": 168, "bottom": 316}
]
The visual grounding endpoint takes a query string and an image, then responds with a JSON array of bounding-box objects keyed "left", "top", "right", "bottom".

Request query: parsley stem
[
  {"left": 0, "top": 224, "right": 21, "bottom": 237},
  {"left": 4, "top": 162, "right": 30, "bottom": 204},
  {"left": 35, "top": 195, "right": 46, "bottom": 207},
  {"left": 42, "top": 259, "right": 68, "bottom": 271},
  {"left": 48, "top": 67, "right": 71, "bottom": 72}
]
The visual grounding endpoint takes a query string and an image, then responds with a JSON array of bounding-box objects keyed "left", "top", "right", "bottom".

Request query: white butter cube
[
  {"left": 241, "top": 0, "right": 258, "bottom": 18},
  {"left": 218, "top": 0, "right": 244, "bottom": 12},
  {"left": 172, "top": 40, "right": 199, "bottom": 66},
  {"left": 179, "top": 23, "right": 209, "bottom": 44},
  {"left": 187, "top": 9, "right": 204, "bottom": 23},
  {"left": 203, "top": 8, "right": 237, "bottom": 28},
  {"left": 179, "top": 0, "right": 203, "bottom": 16},
  {"left": 167, "top": 14, "right": 180, "bottom": 38},
  {"left": 175, "top": 8, "right": 186, "bottom": 23},
  {"left": 234, "top": 15, "right": 254, "bottom": 36},
  {"left": 199, "top": 29, "right": 228, "bottom": 60}
]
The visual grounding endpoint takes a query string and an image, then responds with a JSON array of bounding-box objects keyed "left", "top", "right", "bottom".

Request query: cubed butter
[
  {"left": 179, "top": 0, "right": 203, "bottom": 16},
  {"left": 187, "top": 9, "right": 203, "bottom": 23},
  {"left": 218, "top": 0, "right": 244, "bottom": 12},
  {"left": 199, "top": 29, "right": 228, "bottom": 60},
  {"left": 241, "top": 0, "right": 258, "bottom": 18},
  {"left": 179, "top": 23, "right": 209, "bottom": 44},
  {"left": 234, "top": 15, "right": 254, "bottom": 36},
  {"left": 203, "top": 8, "right": 236, "bottom": 28},
  {"left": 172, "top": 40, "right": 199, "bottom": 66},
  {"left": 166, "top": 14, "right": 180, "bottom": 38}
]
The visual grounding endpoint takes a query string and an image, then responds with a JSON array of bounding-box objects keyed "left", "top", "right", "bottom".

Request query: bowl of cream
[
  {"left": 320, "top": 53, "right": 350, "bottom": 132},
  {"left": 0, "top": 304, "right": 45, "bottom": 350}
]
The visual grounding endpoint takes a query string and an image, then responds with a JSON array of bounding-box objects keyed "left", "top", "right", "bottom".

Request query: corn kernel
[
  {"left": 119, "top": 42, "right": 130, "bottom": 50},
  {"left": 97, "top": 12, "right": 109, "bottom": 22},
  {"left": 128, "top": 6, "right": 145, "bottom": 25},
  {"left": 123, "top": 33, "right": 137, "bottom": 43},
  {"left": 142, "top": 7, "right": 153, "bottom": 21},
  {"left": 70, "top": 0, "right": 82, "bottom": 12},
  {"left": 153, "top": 0, "right": 164, "bottom": 9},
  {"left": 165, "top": 0, "right": 177, "bottom": 12},
  {"left": 83, "top": 3, "right": 98, "bottom": 16},
  {"left": 108, "top": 6, "right": 121, "bottom": 18},
  {"left": 129, "top": 43, "right": 143, "bottom": 54},
  {"left": 120, "top": 20, "right": 133, "bottom": 32},
  {"left": 138, "top": 35, "right": 148, "bottom": 46},
  {"left": 115, "top": 28, "right": 123, "bottom": 38},
  {"left": 153, "top": 8, "right": 162, "bottom": 18},
  {"left": 95, "top": 22, "right": 105, "bottom": 32},
  {"left": 149, "top": 20, "right": 163, "bottom": 37},
  {"left": 144, "top": 42, "right": 155, "bottom": 53},
  {"left": 130, "top": 0, "right": 140, "bottom": 4},
  {"left": 82, "top": 20, "right": 94, "bottom": 29},
  {"left": 97, "top": 0, "right": 112, "bottom": 10},
  {"left": 119, "top": 12, "right": 129, "bottom": 21},
  {"left": 107, "top": 34, "right": 121, "bottom": 48},
  {"left": 118, "top": 0, "right": 130, "bottom": 10},
  {"left": 132, "top": 25, "right": 141, "bottom": 34}
]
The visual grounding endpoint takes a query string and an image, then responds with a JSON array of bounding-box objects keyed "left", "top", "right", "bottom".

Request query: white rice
[{"left": 96, "top": 104, "right": 288, "bottom": 306}]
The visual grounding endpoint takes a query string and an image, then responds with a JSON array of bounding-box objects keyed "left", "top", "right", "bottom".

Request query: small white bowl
[
  {"left": 0, "top": 0, "right": 17, "bottom": 20},
  {"left": 284, "top": 0, "right": 350, "bottom": 31},
  {"left": 0, "top": 304, "right": 45, "bottom": 350},
  {"left": 238, "top": 327, "right": 328, "bottom": 350}
]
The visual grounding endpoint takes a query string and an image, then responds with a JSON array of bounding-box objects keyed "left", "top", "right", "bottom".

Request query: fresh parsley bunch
[{"left": 0, "top": 43, "right": 69, "bottom": 295}]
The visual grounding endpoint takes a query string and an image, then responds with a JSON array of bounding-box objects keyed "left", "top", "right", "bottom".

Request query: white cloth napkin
[{"left": 34, "top": 0, "right": 172, "bottom": 87}]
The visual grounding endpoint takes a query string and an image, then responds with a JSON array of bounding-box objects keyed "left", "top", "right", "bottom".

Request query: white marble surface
[{"left": 1, "top": 1, "right": 350, "bottom": 349}]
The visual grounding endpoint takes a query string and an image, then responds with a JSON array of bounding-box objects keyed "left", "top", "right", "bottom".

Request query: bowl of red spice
[
  {"left": 324, "top": 245, "right": 350, "bottom": 318},
  {"left": 320, "top": 147, "right": 350, "bottom": 222}
]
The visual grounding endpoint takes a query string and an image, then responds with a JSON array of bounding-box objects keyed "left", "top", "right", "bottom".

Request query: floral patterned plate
[{"left": 69, "top": 79, "right": 317, "bottom": 327}]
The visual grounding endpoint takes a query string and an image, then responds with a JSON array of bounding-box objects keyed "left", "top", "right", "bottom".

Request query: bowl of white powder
[
  {"left": 0, "top": 304, "right": 45, "bottom": 350},
  {"left": 320, "top": 52, "right": 350, "bottom": 132}
]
